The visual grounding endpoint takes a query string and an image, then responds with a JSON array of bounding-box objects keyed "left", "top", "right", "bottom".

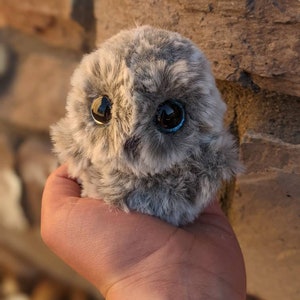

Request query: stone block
[
  {"left": 0, "top": 43, "right": 9, "bottom": 78},
  {"left": 0, "top": 52, "right": 77, "bottom": 132},
  {"left": 230, "top": 132, "right": 300, "bottom": 300},
  {"left": 17, "top": 137, "right": 57, "bottom": 225},
  {"left": 95, "top": 0, "right": 300, "bottom": 96},
  {"left": 240, "top": 132, "right": 300, "bottom": 174},
  {"left": 0, "top": 247, "right": 36, "bottom": 280},
  {"left": 0, "top": 133, "right": 28, "bottom": 231},
  {"left": 0, "top": 168, "right": 27, "bottom": 231},
  {"left": 0, "top": 228, "right": 101, "bottom": 299},
  {"left": 0, "top": 0, "right": 95, "bottom": 51},
  {"left": 217, "top": 80, "right": 300, "bottom": 145},
  {"left": 30, "top": 279, "right": 67, "bottom": 300},
  {"left": 0, "top": 0, "right": 70, "bottom": 18},
  {"left": 0, "top": 274, "right": 30, "bottom": 300}
]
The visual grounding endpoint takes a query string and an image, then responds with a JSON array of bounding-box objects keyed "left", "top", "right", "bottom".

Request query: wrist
[
  {"left": 101, "top": 259, "right": 244, "bottom": 300},
  {"left": 103, "top": 272, "right": 188, "bottom": 300},
  {"left": 98, "top": 232, "right": 245, "bottom": 300}
]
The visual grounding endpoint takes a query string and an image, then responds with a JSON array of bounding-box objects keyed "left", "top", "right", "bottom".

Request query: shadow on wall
[{"left": 0, "top": 44, "right": 18, "bottom": 96}]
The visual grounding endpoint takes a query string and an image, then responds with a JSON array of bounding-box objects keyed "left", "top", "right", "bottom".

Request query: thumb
[
  {"left": 41, "top": 163, "right": 83, "bottom": 243},
  {"left": 40, "top": 164, "right": 175, "bottom": 292},
  {"left": 42, "top": 164, "right": 81, "bottom": 204}
]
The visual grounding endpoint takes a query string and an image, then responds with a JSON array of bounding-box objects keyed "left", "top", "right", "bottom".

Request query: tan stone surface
[
  {"left": 0, "top": 247, "right": 36, "bottom": 279},
  {"left": 95, "top": 0, "right": 300, "bottom": 96},
  {"left": 0, "top": 133, "right": 28, "bottom": 231},
  {"left": 0, "top": 133, "right": 14, "bottom": 169},
  {"left": 0, "top": 0, "right": 71, "bottom": 17},
  {"left": 240, "top": 132, "right": 300, "bottom": 173},
  {"left": 0, "top": 0, "right": 89, "bottom": 50},
  {"left": 17, "top": 137, "right": 57, "bottom": 225},
  {"left": 0, "top": 227, "right": 101, "bottom": 299},
  {"left": 31, "top": 279, "right": 67, "bottom": 300},
  {"left": 232, "top": 171, "right": 300, "bottom": 300},
  {"left": 0, "top": 43, "right": 9, "bottom": 78},
  {"left": 231, "top": 132, "right": 300, "bottom": 300},
  {"left": 0, "top": 1, "right": 298, "bottom": 299},
  {"left": 0, "top": 274, "right": 30, "bottom": 300},
  {"left": 0, "top": 53, "right": 77, "bottom": 132},
  {"left": 218, "top": 80, "right": 300, "bottom": 145}
]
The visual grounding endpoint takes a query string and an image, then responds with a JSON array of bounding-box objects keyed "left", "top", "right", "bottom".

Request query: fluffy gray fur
[{"left": 51, "top": 26, "right": 241, "bottom": 226}]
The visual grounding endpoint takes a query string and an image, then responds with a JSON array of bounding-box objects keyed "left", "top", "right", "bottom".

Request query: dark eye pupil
[
  {"left": 91, "top": 96, "right": 112, "bottom": 125},
  {"left": 155, "top": 100, "right": 185, "bottom": 133}
]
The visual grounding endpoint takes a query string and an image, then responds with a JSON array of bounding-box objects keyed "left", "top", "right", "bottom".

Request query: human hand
[{"left": 41, "top": 165, "right": 246, "bottom": 300}]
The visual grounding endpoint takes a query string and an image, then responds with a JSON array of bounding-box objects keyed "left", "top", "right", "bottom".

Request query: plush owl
[{"left": 51, "top": 26, "right": 240, "bottom": 226}]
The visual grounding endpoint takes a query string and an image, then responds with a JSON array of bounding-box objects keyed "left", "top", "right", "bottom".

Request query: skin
[{"left": 41, "top": 164, "right": 246, "bottom": 300}]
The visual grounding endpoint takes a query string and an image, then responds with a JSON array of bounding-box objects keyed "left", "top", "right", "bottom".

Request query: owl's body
[{"left": 51, "top": 26, "right": 240, "bottom": 226}]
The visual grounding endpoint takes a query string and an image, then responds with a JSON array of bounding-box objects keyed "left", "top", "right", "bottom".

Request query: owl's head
[{"left": 51, "top": 26, "right": 228, "bottom": 177}]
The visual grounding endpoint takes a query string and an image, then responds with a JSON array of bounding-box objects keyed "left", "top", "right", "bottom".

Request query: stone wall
[
  {"left": 0, "top": 1, "right": 299, "bottom": 299},
  {"left": 0, "top": 1, "right": 101, "bottom": 299}
]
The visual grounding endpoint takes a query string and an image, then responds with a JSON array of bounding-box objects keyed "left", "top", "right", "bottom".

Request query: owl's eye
[
  {"left": 91, "top": 96, "right": 112, "bottom": 125},
  {"left": 155, "top": 100, "right": 185, "bottom": 133}
]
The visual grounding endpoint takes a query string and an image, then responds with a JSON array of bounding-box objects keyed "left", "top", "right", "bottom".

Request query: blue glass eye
[
  {"left": 155, "top": 100, "right": 185, "bottom": 133},
  {"left": 91, "top": 95, "right": 112, "bottom": 125}
]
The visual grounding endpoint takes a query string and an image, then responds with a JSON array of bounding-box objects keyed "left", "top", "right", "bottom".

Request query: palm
[{"left": 41, "top": 165, "right": 246, "bottom": 300}]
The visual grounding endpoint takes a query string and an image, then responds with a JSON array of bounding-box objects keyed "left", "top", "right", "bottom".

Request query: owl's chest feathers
[{"left": 83, "top": 152, "right": 221, "bottom": 208}]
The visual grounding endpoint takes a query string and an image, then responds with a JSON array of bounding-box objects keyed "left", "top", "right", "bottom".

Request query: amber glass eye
[
  {"left": 155, "top": 100, "right": 185, "bottom": 133},
  {"left": 91, "top": 96, "right": 112, "bottom": 125}
]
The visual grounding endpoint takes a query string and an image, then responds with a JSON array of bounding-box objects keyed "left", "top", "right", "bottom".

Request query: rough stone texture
[
  {"left": 217, "top": 81, "right": 300, "bottom": 145},
  {"left": 0, "top": 274, "right": 30, "bottom": 300},
  {"left": 0, "top": 51, "right": 78, "bottom": 132},
  {"left": 0, "top": 0, "right": 96, "bottom": 51},
  {"left": 17, "top": 138, "right": 57, "bottom": 225},
  {"left": 0, "top": 246, "right": 36, "bottom": 280},
  {"left": 1, "top": 275, "right": 26, "bottom": 299},
  {"left": 239, "top": 132, "right": 300, "bottom": 173},
  {"left": 0, "top": 1, "right": 299, "bottom": 299},
  {"left": 0, "top": 168, "right": 26, "bottom": 231},
  {"left": 0, "top": 227, "right": 101, "bottom": 299},
  {"left": 30, "top": 279, "right": 89, "bottom": 300},
  {"left": 95, "top": 0, "right": 300, "bottom": 97},
  {"left": 220, "top": 80, "right": 300, "bottom": 300},
  {"left": 0, "top": 133, "right": 28, "bottom": 231},
  {"left": 0, "top": 23, "right": 101, "bottom": 300},
  {"left": 0, "top": 43, "right": 9, "bottom": 78},
  {"left": 230, "top": 130, "right": 300, "bottom": 300},
  {"left": 218, "top": 81, "right": 300, "bottom": 300},
  {"left": 0, "top": 133, "right": 14, "bottom": 169}
]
